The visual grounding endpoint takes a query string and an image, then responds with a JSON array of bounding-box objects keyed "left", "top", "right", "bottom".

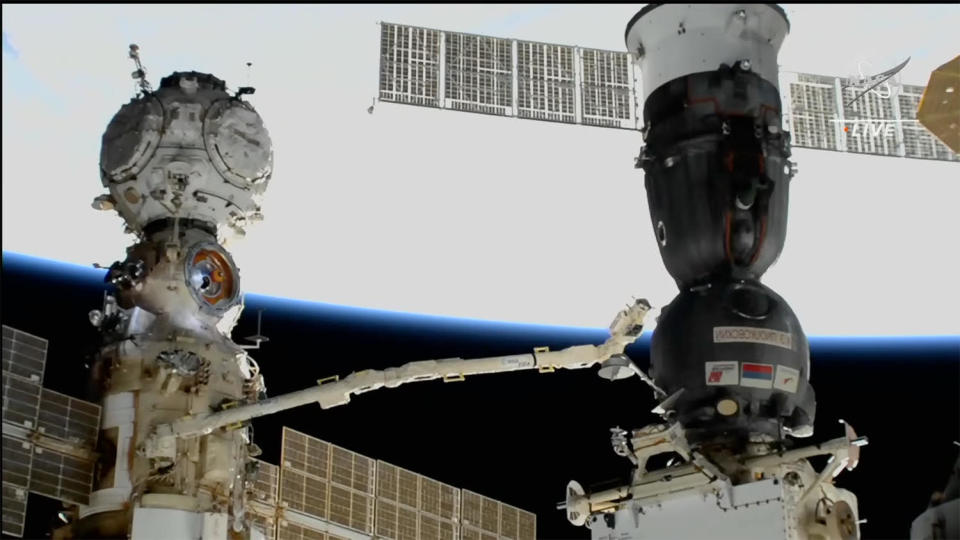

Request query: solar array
[
  {"left": 377, "top": 22, "right": 959, "bottom": 162},
  {"left": 375, "top": 460, "right": 460, "bottom": 540},
  {"left": 248, "top": 427, "right": 536, "bottom": 540},
  {"left": 1, "top": 326, "right": 102, "bottom": 538},
  {"left": 379, "top": 22, "right": 636, "bottom": 131},
  {"left": 782, "top": 72, "right": 959, "bottom": 161},
  {"left": 461, "top": 490, "right": 536, "bottom": 540}
]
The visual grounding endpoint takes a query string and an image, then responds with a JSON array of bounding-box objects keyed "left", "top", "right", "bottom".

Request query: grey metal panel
[
  {"left": 2, "top": 370, "right": 43, "bottom": 429},
  {"left": 28, "top": 446, "right": 95, "bottom": 505},
  {"left": 580, "top": 48, "right": 634, "bottom": 129},
  {"left": 1, "top": 325, "right": 47, "bottom": 384},
  {"left": 380, "top": 23, "right": 442, "bottom": 108},
  {"left": 2, "top": 434, "right": 33, "bottom": 489},
  {"left": 37, "top": 388, "right": 101, "bottom": 447},
  {"left": 516, "top": 41, "right": 576, "bottom": 124},
  {"left": 2, "top": 481, "right": 29, "bottom": 537},
  {"left": 444, "top": 32, "right": 513, "bottom": 116}
]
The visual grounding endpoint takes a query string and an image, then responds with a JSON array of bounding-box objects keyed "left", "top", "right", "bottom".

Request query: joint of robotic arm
[
  {"left": 608, "top": 298, "right": 652, "bottom": 343},
  {"left": 610, "top": 427, "right": 639, "bottom": 465},
  {"left": 533, "top": 344, "right": 606, "bottom": 371}
]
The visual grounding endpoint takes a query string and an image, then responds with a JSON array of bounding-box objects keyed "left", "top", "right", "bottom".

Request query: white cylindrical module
[
  {"left": 76, "top": 70, "right": 271, "bottom": 539},
  {"left": 625, "top": 4, "right": 790, "bottom": 100}
]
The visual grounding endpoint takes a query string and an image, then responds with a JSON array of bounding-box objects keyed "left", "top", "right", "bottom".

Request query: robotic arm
[{"left": 146, "top": 298, "right": 653, "bottom": 445}]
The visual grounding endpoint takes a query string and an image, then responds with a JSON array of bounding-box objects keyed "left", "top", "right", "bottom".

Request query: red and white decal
[
  {"left": 705, "top": 361, "right": 739, "bottom": 386},
  {"left": 774, "top": 365, "right": 800, "bottom": 393},
  {"left": 740, "top": 362, "right": 774, "bottom": 389}
]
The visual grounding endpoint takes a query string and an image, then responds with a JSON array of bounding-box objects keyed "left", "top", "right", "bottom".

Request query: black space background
[{"left": 2, "top": 256, "right": 958, "bottom": 540}]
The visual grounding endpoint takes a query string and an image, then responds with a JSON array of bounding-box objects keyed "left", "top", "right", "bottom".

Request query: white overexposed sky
[{"left": 2, "top": 4, "right": 959, "bottom": 336}]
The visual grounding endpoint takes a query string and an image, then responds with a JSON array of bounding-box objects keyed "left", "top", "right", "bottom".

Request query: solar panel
[
  {"left": 2, "top": 434, "right": 33, "bottom": 489},
  {"left": 279, "top": 427, "right": 375, "bottom": 536},
  {"left": 249, "top": 459, "right": 279, "bottom": 539},
  {"left": 276, "top": 520, "right": 352, "bottom": 540},
  {"left": 516, "top": 41, "right": 576, "bottom": 124},
  {"left": 444, "top": 32, "right": 513, "bottom": 116},
  {"left": 2, "top": 481, "right": 29, "bottom": 537},
  {"left": 377, "top": 24, "right": 957, "bottom": 162},
  {"left": 28, "top": 445, "right": 95, "bottom": 505},
  {"left": 37, "top": 388, "right": 101, "bottom": 447},
  {"left": 517, "top": 509, "right": 535, "bottom": 540},
  {"left": 781, "top": 71, "right": 959, "bottom": 161},
  {"left": 580, "top": 48, "right": 636, "bottom": 129},
  {"left": 2, "top": 325, "right": 47, "bottom": 384},
  {"left": 253, "top": 458, "right": 280, "bottom": 506},
  {"left": 277, "top": 521, "right": 323, "bottom": 540},
  {"left": 2, "top": 370, "right": 43, "bottom": 429},
  {"left": 461, "top": 490, "right": 535, "bottom": 540},
  {"left": 249, "top": 511, "right": 277, "bottom": 540},
  {"left": 380, "top": 23, "right": 442, "bottom": 108},
  {"left": 375, "top": 460, "right": 461, "bottom": 540},
  {"left": 377, "top": 23, "right": 605, "bottom": 127}
]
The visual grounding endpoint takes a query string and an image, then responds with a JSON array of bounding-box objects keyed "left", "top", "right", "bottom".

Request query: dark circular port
[{"left": 726, "top": 283, "right": 771, "bottom": 319}]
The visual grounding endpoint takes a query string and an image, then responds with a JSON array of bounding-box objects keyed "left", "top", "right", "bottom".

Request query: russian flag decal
[{"left": 741, "top": 362, "right": 774, "bottom": 389}]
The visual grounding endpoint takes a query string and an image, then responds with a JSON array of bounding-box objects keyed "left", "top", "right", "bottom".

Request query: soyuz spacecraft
[{"left": 8, "top": 3, "right": 958, "bottom": 540}]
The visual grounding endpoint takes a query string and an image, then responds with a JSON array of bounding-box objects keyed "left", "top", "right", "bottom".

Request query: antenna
[
  {"left": 128, "top": 44, "right": 152, "bottom": 95},
  {"left": 234, "top": 61, "right": 256, "bottom": 99},
  {"left": 242, "top": 309, "right": 269, "bottom": 349}
]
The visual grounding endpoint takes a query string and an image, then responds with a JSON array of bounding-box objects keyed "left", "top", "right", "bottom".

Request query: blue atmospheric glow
[{"left": 3, "top": 250, "right": 959, "bottom": 355}]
